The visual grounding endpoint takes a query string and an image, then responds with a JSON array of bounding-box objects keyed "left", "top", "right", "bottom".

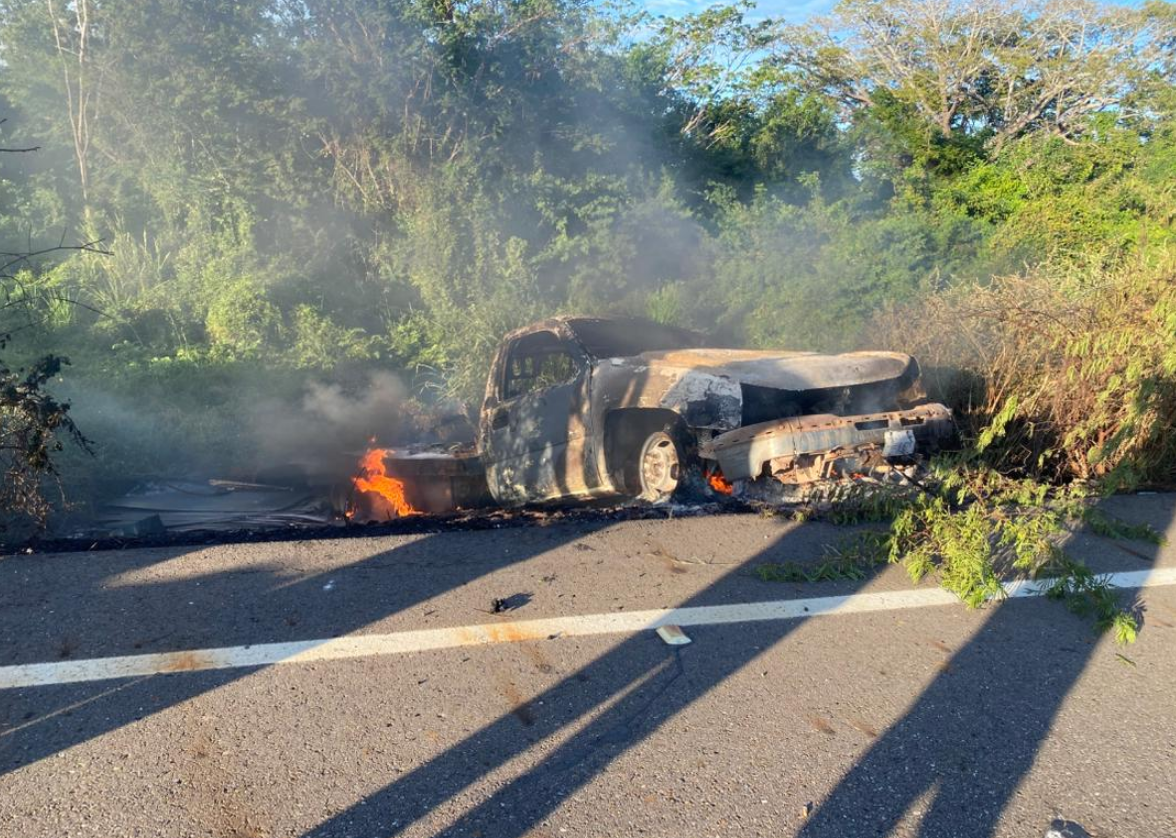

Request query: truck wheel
[{"left": 631, "top": 430, "right": 682, "bottom": 502}]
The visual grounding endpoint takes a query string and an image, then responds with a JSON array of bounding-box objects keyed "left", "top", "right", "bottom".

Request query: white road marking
[{"left": 3, "top": 568, "right": 1174, "bottom": 690}]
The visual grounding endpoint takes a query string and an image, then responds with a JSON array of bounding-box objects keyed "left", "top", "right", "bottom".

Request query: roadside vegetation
[
  {"left": 754, "top": 466, "right": 1164, "bottom": 644},
  {"left": 1, "top": 0, "right": 1174, "bottom": 636}
]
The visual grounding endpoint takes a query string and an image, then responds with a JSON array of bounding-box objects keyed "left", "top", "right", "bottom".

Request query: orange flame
[
  {"left": 352, "top": 448, "right": 418, "bottom": 517},
  {"left": 707, "top": 467, "right": 734, "bottom": 495}
]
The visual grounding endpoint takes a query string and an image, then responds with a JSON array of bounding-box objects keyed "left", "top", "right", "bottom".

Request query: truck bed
[{"left": 379, "top": 447, "right": 493, "bottom": 514}]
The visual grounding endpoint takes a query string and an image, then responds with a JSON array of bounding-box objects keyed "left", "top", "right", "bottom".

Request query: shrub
[
  {"left": 205, "top": 280, "right": 282, "bottom": 359},
  {"left": 870, "top": 254, "right": 1176, "bottom": 488},
  {"left": 0, "top": 344, "right": 90, "bottom": 536}
]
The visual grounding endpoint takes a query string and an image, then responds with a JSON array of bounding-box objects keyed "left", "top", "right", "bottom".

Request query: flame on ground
[
  {"left": 707, "top": 467, "right": 734, "bottom": 496},
  {"left": 352, "top": 448, "right": 419, "bottom": 517}
]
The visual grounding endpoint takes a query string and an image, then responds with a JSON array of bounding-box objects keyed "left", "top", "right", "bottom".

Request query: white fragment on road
[
  {"left": 655, "top": 625, "right": 692, "bottom": 646},
  {"left": 2, "top": 568, "right": 1174, "bottom": 690}
]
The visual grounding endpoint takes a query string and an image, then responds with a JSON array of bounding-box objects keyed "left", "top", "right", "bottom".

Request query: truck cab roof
[{"left": 503, "top": 316, "right": 705, "bottom": 360}]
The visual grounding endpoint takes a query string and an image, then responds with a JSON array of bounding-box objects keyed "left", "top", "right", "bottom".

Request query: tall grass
[{"left": 871, "top": 254, "right": 1176, "bottom": 489}]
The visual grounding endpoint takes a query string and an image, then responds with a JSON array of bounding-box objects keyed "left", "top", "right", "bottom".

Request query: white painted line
[{"left": 3, "top": 567, "right": 1174, "bottom": 690}]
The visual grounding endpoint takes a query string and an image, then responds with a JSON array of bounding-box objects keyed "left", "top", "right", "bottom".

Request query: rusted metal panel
[
  {"left": 630, "top": 348, "right": 919, "bottom": 392},
  {"left": 381, "top": 451, "right": 484, "bottom": 478},
  {"left": 589, "top": 361, "right": 742, "bottom": 430},
  {"left": 699, "top": 403, "right": 955, "bottom": 482},
  {"left": 479, "top": 321, "right": 599, "bottom": 506}
]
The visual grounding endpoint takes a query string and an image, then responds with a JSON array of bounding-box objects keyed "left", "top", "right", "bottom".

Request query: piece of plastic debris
[
  {"left": 656, "top": 625, "right": 691, "bottom": 646},
  {"left": 800, "top": 802, "right": 814, "bottom": 820}
]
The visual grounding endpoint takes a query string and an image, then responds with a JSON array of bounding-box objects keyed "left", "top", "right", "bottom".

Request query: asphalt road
[{"left": 2, "top": 494, "right": 1175, "bottom": 838}]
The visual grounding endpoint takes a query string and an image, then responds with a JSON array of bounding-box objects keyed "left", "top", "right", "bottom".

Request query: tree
[
  {"left": 773, "top": 0, "right": 1175, "bottom": 150},
  {"left": 45, "top": 0, "right": 100, "bottom": 207}
]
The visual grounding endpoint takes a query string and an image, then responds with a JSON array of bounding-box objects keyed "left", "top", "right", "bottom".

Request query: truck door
[{"left": 481, "top": 330, "right": 589, "bottom": 505}]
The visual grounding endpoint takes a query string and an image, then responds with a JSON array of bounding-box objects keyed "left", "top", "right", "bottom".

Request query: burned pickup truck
[{"left": 362, "top": 316, "right": 954, "bottom": 515}]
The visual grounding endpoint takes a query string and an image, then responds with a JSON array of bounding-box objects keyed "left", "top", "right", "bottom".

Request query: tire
[{"left": 627, "top": 429, "right": 683, "bottom": 503}]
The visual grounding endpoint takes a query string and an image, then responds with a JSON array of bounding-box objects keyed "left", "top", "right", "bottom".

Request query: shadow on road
[
  {"left": 1, "top": 494, "right": 1168, "bottom": 838},
  {"left": 797, "top": 597, "right": 1111, "bottom": 837},
  {"left": 797, "top": 497, "right": 1172, "bottom": 838},
  {"left": 0, "top": 521, "right": 616, "bottom": 775},
  {"left": 299, "top": 500, "right": 1171, "bottom": 838},
  {"left": 294, "top": 521, "right": 877, "bottom": 838}
]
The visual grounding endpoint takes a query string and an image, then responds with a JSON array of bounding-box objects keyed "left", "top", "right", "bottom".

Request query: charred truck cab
[{"left": 477, "top": 316, "right": 955, "bottom": 507}]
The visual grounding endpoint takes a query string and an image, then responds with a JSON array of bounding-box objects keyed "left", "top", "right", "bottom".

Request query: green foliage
[
  {"left": 0, "top": 342, "right": 90, "bottom": 534},
  {"left": 1080, "top": 508, "right": 1165, "bottom": 545},
  {"left": 882, "top": 465, "right": 1141, "bottom": 642},
  {"left": 974, "top": 397, "right": 1018, "bottom": 454},
  {"left": 2, "top": 0, "right": 1176, "bottom": 536},
  {"left": 751, "top": 462, "right": 1144, "bottom": 643},
  {"left": 891, "top": 499, "right": 1009, "bottom": 608},
  {"left": 753, "top": 558, "right": 869, "bottom": 583},
  {"left": 290, "top": 305, "right": 378, "bottom": 370},
  {"left": 818, "top": 482, "right": 920, "bottom": 526},
  {"left": 1044, "top": 559, "right": 1139, "bottom": 645},
  {"left": 205, "top": 280, "right": 282, "bottom": 359},
  {"left": 872, "top": 257, "right": 1176, "bottom": 487}
]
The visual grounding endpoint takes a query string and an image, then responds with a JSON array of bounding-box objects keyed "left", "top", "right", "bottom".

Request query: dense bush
[
  {"left": 0, "top": 345, "right": 89, "bottom": 535},
  {"left": 872, "top": 257, "right": 1176, "bottom": 489}
]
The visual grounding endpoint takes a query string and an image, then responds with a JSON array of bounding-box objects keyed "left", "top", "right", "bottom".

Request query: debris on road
[
  {"left": 124, "top": 514, "right": 166, "bottom": 538},
  {"left": 655, "top": 625, "right": 691, "bottom": 646},
  {"left": 94, "top": 477, "right": 335, "bottom": 534},
  {"left": 491, "top": 593, "right": 532, "bottom": 613}
]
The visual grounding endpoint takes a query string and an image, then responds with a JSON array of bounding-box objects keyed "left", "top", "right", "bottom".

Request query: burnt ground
[
  {"left": 2, "top": 494, "right": 1175, "bottom": 837},
  {"left": 23, "top": 497, "right": 742, "bottom": 555}
]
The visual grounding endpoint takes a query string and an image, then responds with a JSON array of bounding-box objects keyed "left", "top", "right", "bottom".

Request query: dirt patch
[
  {"left": 177, "top": 711, "right": 271, "bottom": 838},
  {"left": 808, "top": 715, "right": 836, "bottom": 735},
  {"left": 499, "top": 679, "right": 537, "bottom": 727}
]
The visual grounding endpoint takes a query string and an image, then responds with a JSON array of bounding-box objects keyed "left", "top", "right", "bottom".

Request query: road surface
[{"left": 2, "top": 495, "right": 1175, "bottom": 838}]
